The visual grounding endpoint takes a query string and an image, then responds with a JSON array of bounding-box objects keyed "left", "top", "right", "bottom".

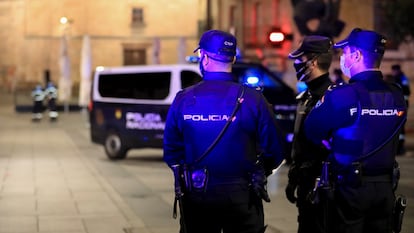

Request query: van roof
[{"left": 95, "top": 64, "right": 199, "bottom": 74}]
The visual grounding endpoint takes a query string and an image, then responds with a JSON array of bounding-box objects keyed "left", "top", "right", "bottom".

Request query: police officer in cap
[
  {"left": 163, "top": 29, "right": 285, "bottom": 233},
  {"left": 45, "top": 82, "right": 59, "bottom": 121},
  {"left": 31, "top": 84, "right": 45, "bottom": 122},
  {"left": 305, "top": 28, "right": 407, "bottom": 233},
  {"left": 285, "top": 35, "right": 334, "bottom": 233}
]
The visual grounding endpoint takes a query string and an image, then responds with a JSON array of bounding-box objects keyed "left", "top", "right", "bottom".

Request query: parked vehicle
[{"left": 89, "top": 61, "right": 297, "bottom": 160}]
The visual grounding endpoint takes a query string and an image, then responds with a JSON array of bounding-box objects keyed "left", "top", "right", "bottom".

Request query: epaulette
[{"left": 327, "top": 82, "right": 345, "bottom": 91}]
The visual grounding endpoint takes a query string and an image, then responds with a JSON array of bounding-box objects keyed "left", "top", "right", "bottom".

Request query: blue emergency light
[{"left": 246, "top": 76, "right": 260, "bottom": 85}]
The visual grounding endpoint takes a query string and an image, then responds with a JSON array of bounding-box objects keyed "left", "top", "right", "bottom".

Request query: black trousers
[
  {"left": 296, "top": 181, "right": 330, "bottom": 233},
  {"left": 32, "top": 101, "right": 43, "bottom": 113},
  {"left": 180, "top": 184, "right": 265, "bottom": 233},
  {"left": 332, "top": 181, "right": 394, "bottom": 233}
]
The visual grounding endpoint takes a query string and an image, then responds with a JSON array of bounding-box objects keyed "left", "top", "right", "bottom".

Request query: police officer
[
  {"left": 163, "top": 29, "right": 285, "bottom": 233},
  {"left": 31, "top": 84, "right": 45, "bottom": 121},
  {"left": 44, "top": 82, "right": 58, "bottom": 121},
  {"left": 391, "top": 64, "right": 411, "bottom": 155},
  {"left": 305, "top": 28, "right": 407, "bottom": 233},
  {"left": 285, "top": 35, "right": 334, "bottom": 233}
]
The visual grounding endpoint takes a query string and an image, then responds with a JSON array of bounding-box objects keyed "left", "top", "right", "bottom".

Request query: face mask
[
  {"left": 340, "top": 52, "right": 357, "bottom": 78},
  {"left": 293, "top": 60, "right": 313, "bottom": 82},
  {"left": 340, "top": 54, "right": 356, "bottom": 78},
  {"left": 339, "top": 55, "right": 350, "bottom": 77}
]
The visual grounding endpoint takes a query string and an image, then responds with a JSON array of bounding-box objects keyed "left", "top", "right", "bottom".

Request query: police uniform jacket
[
  {"left": 289, "top": 73, "right": 332, "bottom": 184},
  {"left": 163, "top": 71, "right": 285, "bottom": 185},
  {"left": 305, "top": 70, "right": 407, "bottom": 175}
]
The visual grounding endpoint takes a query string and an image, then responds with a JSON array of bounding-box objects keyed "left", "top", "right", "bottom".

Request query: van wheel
[{"left": 104, "top": 132, "right": 127, "bottom": 160}]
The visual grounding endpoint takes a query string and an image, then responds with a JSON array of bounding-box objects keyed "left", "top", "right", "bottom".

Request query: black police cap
[{"left": 289, "top": 35, "right": 332, "bottom": 59}]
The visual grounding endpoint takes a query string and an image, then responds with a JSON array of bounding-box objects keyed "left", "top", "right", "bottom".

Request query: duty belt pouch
[
  {"left": 182, "top": 165, "right": 209, "bottom": 192},
  {"left": 190, "top": 168, "right": 208, "bottom": 192}
]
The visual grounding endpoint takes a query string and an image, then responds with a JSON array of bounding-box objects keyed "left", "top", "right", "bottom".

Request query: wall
[
  {"left": 0, "top": 0, "right": 201, "bottom": 92},
  {"left": 1, "top": 0, "right": 413, "bottom": 128}
]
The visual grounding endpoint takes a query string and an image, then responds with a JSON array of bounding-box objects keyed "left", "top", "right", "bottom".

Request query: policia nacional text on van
[
  {"left": 163, "top": 30, "right": 285, "bottom": 233},
  {"left": 305, "top": 28, "right": 407, "bottom": 233}
]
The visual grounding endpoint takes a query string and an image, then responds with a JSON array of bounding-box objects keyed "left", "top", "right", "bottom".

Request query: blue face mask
[
  {"left": 340, "top": 52, "right": 356, "bottom": 78},
  {"left": 340, "top": 55, "right": 350, "bottom": 77}
]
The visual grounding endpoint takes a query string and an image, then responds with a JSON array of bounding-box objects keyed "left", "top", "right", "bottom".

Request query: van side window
[
  {"left": 98, "top": 72, "right": 171, "bottom": 100},
  {"left": 181, "top": 70, "right": 202, "bottom": 88}
]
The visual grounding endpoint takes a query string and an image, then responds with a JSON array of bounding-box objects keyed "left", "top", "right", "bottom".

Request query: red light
[{"left": 269, "top": 32, "right": 285, "bottom": 42}]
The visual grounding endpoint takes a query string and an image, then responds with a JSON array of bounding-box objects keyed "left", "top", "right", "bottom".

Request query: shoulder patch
[
  {"left": 325, "top": 82, "right": 348, "bottom": 95},
  {"left": 327, "top": 82, "right": 345, "bottom": 91}
]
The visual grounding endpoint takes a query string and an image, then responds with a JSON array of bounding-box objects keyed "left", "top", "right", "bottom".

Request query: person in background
[
  {"left": 391, "top": 64, "right": 411, "bottom": 155},
  {"left": 285, "top": 35, "right": 334, "bottom": 233},
  {"left": 163, "top": 29, "right": 285, "bottom": 233},
  {"left": 31, "top": 84, "right": 44, "bottom": 122},
  {"left": 44, "top": 81, "right": 59, "bottom": 121},
  {"left": 305, "top": 28, "right": 407, "bottom": 233}
]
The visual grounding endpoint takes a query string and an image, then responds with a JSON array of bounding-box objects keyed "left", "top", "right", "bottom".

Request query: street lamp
[
  {"left": 60, "top": 17, "right": 69, "bottom": 25},
  {"left": 58, "top": 16, "right": 72, "bottom": 113}
]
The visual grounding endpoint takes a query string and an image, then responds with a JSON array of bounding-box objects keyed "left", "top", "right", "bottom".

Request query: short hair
[
  {"left": 305, "top": 52, "right": 332, "bottom": 71},
  {"left": 349, "top": 46, "right": 383, "bottom": 68},
  {"left": 204, "top": 51, "right": 235, "bottom": 63}
]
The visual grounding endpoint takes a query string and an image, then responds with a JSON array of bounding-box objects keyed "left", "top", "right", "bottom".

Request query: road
[{"left": 0, "top": 91, "right": 413, "bottom": 233}]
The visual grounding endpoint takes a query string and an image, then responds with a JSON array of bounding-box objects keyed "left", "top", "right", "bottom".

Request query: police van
[{"left": 89, "top": 61, "right": 297, "bottom": 160}]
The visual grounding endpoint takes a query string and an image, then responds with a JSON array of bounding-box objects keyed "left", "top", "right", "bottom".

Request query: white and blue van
[{"left": 89, "top": 62, "right": 297, "bottom": 160}]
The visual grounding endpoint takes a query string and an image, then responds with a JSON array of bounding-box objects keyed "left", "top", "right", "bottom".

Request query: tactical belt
[{"left": 361, "top": 174, "right": 391, "bottom": 182}]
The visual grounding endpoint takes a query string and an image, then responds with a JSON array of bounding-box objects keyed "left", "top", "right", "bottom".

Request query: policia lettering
[
  {"left": 183, "top": 114, "right": 231, "bottom": 121},
  {"left": 350, "top": 108, "right": 405, "bottom": 116}
]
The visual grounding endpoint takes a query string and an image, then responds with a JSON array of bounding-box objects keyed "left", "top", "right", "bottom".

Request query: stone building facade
[{"left": 0, "top": 0, "right": 204, "bottom": 93}]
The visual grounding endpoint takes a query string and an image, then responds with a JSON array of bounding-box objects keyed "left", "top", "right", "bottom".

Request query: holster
[
  {"left": 307, "top": 161, "right": 334, "bottom": 204},
  {"left": 393, "top": 194, "right": 407, "bottom": 233}
]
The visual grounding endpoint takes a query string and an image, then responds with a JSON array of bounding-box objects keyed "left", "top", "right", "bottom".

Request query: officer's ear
[
  {"left": 231, "top": 56, "right": 236, "bottom": 64},
  {"left": 311, "top": 57, "right": 318, "bottom": 67},
  {"left": 203, "top": 54, "right": 209, "bottom": 64},
  {"left": 199, "top": 51, "right": 208, "bottom": 63},
  {"left": 306, "top": 56, "right": 317, "bottom": 68},
  {"left": 199, "top": 50, "right": 208, "bottom": 61},
  {"left": 354, "top": 50, "right": 362, "bottom": 62}
]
